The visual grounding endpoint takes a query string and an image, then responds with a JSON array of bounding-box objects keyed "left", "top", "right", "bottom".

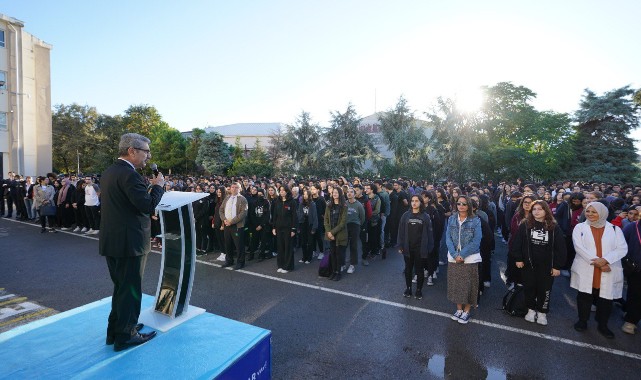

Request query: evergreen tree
[
  {"left": 196, "top": 132, "right": 232, "bottom": 175},
  {"left": 280, "top": 111, "right": 324, "bottom": 177},
  {"left": 322, "top": 104, "right": 376, "bottom": 177},
  {"left": 573, "top": 86, "right": 640, "bottom": 183}
]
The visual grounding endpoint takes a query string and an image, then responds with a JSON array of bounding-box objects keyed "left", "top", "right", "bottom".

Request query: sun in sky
[{"left": 454, "top": 88, "right": 485, "bottom": 114}]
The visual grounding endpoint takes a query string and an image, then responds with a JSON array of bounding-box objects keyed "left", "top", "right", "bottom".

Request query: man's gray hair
[{"left": 118, "top": 133, "right": 151, "bottom": 156}]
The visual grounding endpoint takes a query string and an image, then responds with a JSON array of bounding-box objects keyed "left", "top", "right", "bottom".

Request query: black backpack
[{"left": 502, "top": 284, "right": 527, "bottom": 317}]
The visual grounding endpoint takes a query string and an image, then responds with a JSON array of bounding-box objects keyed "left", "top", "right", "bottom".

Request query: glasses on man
[
  {"left": 456, "top": 202, "right": 468, "bottom": 206},
  {"left": 134, "top": 148, "right": 151, "bottom": 155}
]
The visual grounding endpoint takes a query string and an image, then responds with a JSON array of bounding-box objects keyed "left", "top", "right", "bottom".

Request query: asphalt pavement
[{"left": 1, "top": 217, "right": 640, "bottom": 379}]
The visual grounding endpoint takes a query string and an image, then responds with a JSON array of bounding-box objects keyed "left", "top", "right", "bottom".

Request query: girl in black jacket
[
  {"left": 297, "top": 189, "right": 318, "bottom": 264},
  {"left": 509, "top": 200, "right": 566, "bottom": 326}
]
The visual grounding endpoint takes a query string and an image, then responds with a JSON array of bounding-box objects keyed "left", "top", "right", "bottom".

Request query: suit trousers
[
  {"left": 224, "top": 224, "right": 244, "bottom": 264},
  {"left": 106, "top": 254, "right": 147, "bottom": 340}
]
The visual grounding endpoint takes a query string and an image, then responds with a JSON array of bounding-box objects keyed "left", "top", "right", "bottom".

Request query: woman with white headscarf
[{"left": 571, "top": 201, "right": 628, "bottom": 338}]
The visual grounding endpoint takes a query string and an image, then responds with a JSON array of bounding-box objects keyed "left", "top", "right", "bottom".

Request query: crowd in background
[{"left": 2, "top": 171, "right": 640, "bottom": 337}]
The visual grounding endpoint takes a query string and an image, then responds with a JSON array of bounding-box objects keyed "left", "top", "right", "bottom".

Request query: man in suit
[
  {"left": 99, "top": 133, "right": 164, "bottom": 352},
  {"left": 219, "top": 182, "right": 248, "bottom": 270}
]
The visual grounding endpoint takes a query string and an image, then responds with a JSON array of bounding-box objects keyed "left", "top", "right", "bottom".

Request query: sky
[{"left": 2, "top": 0, "right": 640, "bottom": 138}]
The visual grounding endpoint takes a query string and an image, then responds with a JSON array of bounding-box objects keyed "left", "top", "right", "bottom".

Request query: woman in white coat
[{"left": 571, "top": 202, "right": 627, "bottom": 338}]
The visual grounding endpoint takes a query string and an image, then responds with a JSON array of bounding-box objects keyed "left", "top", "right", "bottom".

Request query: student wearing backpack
[
  {"left": 571, "top": 202, "right": 628, "bottom": 338},
  {"left": 510, "top": 200, "right": 566, "bottom": 325}
]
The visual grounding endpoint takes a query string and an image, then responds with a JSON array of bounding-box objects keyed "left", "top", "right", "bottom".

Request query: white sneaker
[
  {"left": 85, "top": 229, "right": 94, "bottom": 234},
  {"left": 304, "top": 261, "right": 310, "bottom": 264},
  {"left": 72, "top": 227, "right": 81, "bottom": 232},
  {"left": 347, "top": 265, "right": 355, "bottom": 274},
  {"left": 412, "top": 275, "right": 417, "bottom": 283},
  {"left": 458, "top": 311, "right": 470, "bottom": 324},
  {"left": 80, "top": 227, "right": 89, "bottom": 233},
  {"left": 312, "top": 251, "right": 318, "bottom": 258},
  {"left": 60, "top": 227, "right": 71, "bottom": 231},
  {"left": 280, "top": 269, "right": 288, "bottom": 273},
  {"left": 484, "top": 281, "right": 491, "bottom": 288},
  {"left": 432, "top": 272, "right": 438, "bottom": 280},
  {"left": 524, "top": 309, "right": 537, "bottom": 323},
  {"left": 217, "top": 253, "right": 227, "bottom": 262},
  {"left": 340, "top": 265, "right": 346, "bottom": 272},
  {"left": 317, "top": 253, "right": 324, "bottom": 260},
  {"left": 424, "top": 269, "right": 428, "bottom": 277},
  {"left": 277, "top": 268, "right": 283, "bottom": 273},
  {"left": 536, "top": 312, "right": 548, "bottom": 325},
  {"left": 427, "top": 276, "right": 434, "bottom": 286},
  {"left": 90, "top": 229, "right": 100, "bottom": 235},
  {"left": 299, "top": 259, "right": 304, "bottom": 263},
  {"left": 622, "top": 322, "right": 637, "bottom": 334}
]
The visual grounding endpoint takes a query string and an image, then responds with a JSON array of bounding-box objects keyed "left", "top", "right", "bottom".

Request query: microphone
[{"left": 151, "top": 163, "right": 159, "bottom": 177}]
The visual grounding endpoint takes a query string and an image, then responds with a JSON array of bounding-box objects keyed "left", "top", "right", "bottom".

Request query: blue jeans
[{"left": 24, "top": 198, "right": 35, "bottom": 219}]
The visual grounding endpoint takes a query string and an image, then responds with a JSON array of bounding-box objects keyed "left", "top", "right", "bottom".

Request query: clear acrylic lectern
[{"left": 138, "top": 191, "right": 208, "bottom": 332}]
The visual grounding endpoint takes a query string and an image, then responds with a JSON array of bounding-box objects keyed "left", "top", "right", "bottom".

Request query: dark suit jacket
[{"left": 99, "top": 159, "right": 164, "bottom": 258}]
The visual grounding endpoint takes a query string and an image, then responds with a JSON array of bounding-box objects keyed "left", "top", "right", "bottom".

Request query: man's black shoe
[
  {"left": 114, "top": 331, "right": 157, "bottom": 352},
  {"left": 106, "top": 323, "right": 144, "bottom": 345},
  {"left": 233, "top": 263, "right": 245, "bottom": 270},
  {"left": 415, "top": 289, "right": 423, "bottom": 300},
  {"left": 221, "top": 262, "right": 234, "bottom": 268}
]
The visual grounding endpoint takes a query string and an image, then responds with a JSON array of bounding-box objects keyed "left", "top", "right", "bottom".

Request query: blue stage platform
[{"left": 0, "top": 295, "right": 271, "bottom": 379}]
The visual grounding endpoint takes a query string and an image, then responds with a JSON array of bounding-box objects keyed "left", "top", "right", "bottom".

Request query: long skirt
[{"left": 447, "top": 262, "right": 479, "bottom": 306}]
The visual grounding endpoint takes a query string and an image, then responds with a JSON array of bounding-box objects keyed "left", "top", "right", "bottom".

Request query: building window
[
  {"left": 0, "top": 29, "right": 4, "bottom": 48},
  {"left": 0, "top": 71, "right": 6, "bottom": 89},
  {"left": 0, "top": 112, "right": 7, "bottom": 131}
]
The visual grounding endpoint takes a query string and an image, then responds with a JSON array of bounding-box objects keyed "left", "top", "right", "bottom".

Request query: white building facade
[{"left": 0, "top": 14, "right": 52, "bottom": 178}]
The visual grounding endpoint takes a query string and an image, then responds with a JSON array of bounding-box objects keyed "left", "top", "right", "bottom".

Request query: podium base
[{"left": 138, "top": 305, "right": 206, "bottom": 332}]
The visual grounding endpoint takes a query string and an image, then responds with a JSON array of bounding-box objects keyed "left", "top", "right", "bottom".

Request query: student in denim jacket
[{"left": 446, "top": 195, "right": 482, "bottom": 324}]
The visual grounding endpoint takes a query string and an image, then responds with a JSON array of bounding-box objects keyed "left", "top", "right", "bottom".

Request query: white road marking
[
  {"left": 0, "top": 294, "right": 16, "bottom": 301},
  {"left": 197, "top": 260, "right": 641, "bottom": 361}
]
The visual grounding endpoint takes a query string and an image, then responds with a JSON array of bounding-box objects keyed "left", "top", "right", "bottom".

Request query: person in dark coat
[
  {"left": 272, "top": 185, "right": 298, "bottom": 273},
  {"left": 297, "top": 189, "right": 318, "bottom": 264},
  {"left": 398, "top": 195, "right": 434, "bottom": 299},
  {"left": 99, "top": 133, "right": 164, "bottom": 352}
]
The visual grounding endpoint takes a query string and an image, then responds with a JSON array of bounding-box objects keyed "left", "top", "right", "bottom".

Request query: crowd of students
[{"left": 2, "top": 172, "right": 640, "bottom": 338}]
